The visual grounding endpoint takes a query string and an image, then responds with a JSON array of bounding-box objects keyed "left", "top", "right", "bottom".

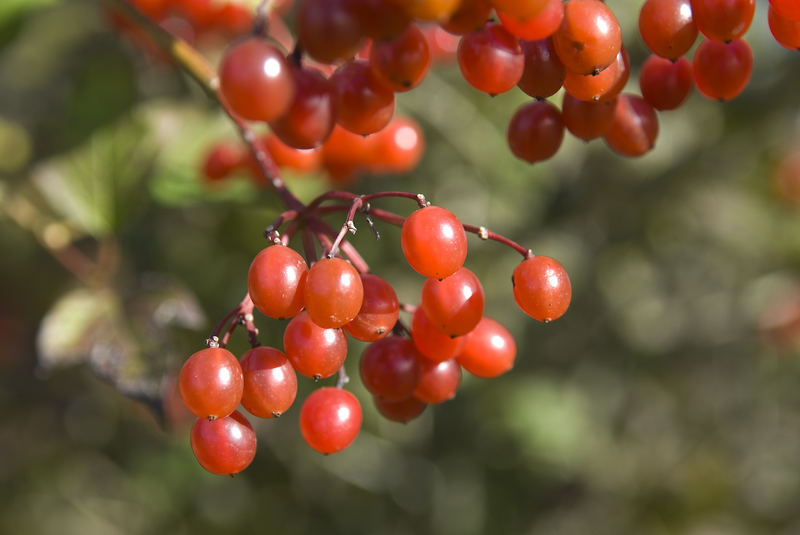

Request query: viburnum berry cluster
[{"left": 178, "top": 189, "right": 571, "bottom": 473}]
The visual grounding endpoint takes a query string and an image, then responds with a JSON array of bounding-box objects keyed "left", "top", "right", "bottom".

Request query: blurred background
[{"left": 3, "top": 0, "right": 800, "bottom": 533}]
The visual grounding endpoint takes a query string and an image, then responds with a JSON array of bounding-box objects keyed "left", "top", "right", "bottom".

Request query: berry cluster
[
  {"left": 202, "top": 117, "right": 424, "bottom": 185},
  {"left": 178, "top": 197, "right": 570, "bottom": 474}
]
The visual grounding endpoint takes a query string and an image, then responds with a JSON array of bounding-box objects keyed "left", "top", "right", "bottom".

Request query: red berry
[
  {"left": 517, "top": 38, "right": 566, "bottom": 99},
  {"left": 191, "top": 410, "right": 257, "bottom": 475},
  {"left": 507, "top": 100, "right": 565, "bottom": 163},
  {"left": 497, "top": 0, "right": 564, "bottom": 41},
  {"left": 552, "top": 0, "right": 622, "bottom": 75},
  {"left": 692, "top": 38, "right": 753, "bottom": 101},
  {"left": 247, "top": 245, "right": 308, "bottom": 320},
  {"left": 369, "top": 24, "right": 431, "bottom": 92},
  {"left": 512, "top": 255, "right": 571, "bottom": 322},
  {"left": 603, "top": 94, "right": 659, "bottom": 157},
  {"left": 344, "top": 274, "right": 399, "bottom": 342},
  {"left": 283, "top": 311, "right": 348, "bottom": 379},
  {"left": 421, "top": 267, "right": 485, "bottom": 337},
  {"left": 490, "top": 0, "right": 549, "bottom": 20},
  {"left": 413, "top": 358, "right": 461, "bottom": 403},
  {"left": 296, "top": 0, "right": 364, "bottom": 64},
  {"left": 304, "top": 257, "right": 364, "bottom": 329},
  {"left": 562, "top": 93, "right": 617, "bottom": 141},
  {"left": 401, "top": 206, "right": 468, "bottom": 279},
  {"left": 638, "top": 0, "right": 698, "bottom": 60},
  {"left": 371, "top": 116, "right": 425, "bottom": 174},
  {"left": 240, "top": 346, "right": 297, "bottom": 418},
  {"left": 300, "top": 387, "right": 362, "bottom": 454},
  {"left": 768, "top": 6, "right": 800, "bottom": 50},
  {"left": 269, "top": 66, "right": 337, "bottom": 150},
  {"left": 564, "top": 47, "right": 628, "bottom": 102},
  {"left": 441, "top": 0, "right": 493, "bottom": 35},
  {"left": 404, "top": 0, "right": 462, "bottom": 22},
  {"left": 202, "top": 141, "right": 244, "bottom": 182},
  {"left": 332, "top": 60, "right": 396, "bottom": 135},
  {"left": 639, "top": 55, "right": 693, "bottom": 111},
  {"left": 360, "top": 336, "right": 421, "bottom": 401},
  {"left": 218, "top": 38, "right": 294, "bottom": 122},
  {"left": 374, "top": 396, "right": 427, "bottom": 423},
  {"left": 690, "top": 0, "right": 754, "bottom": 43},
  {"left": 179, "top": 347, "right": 243, "bottom": 419},
  {"left": 771, "top": 0, "right": 800, "bottom": 22},
  {"left": 411, "top": 307, "right": 467, "bottom": 362},
  {"left": 457, "top": 23, "right": 524, "bottom": 95},
  {"left": 456, "top": 317, "right": 516, "bottom": 378}
]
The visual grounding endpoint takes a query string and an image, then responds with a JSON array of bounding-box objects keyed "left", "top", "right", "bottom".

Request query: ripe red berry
[
  {"left": 240, "top": 346, "right": 297, "bottom": 418},
  {"left": 413, "top": 358, "right": 461, "bottom": 403},
  {"left": 456, "top": 317, "right": 517, "bottom": 378},
  {"left": 344, "top": 274, "right": 399, "bottom": 342},
  {"left": 258, "top": 134, "right": 322, "bottom": 173},
  {"left": 371, "top": 116, "right": 425, "bottom": 174},
  {"left": 331, "top": 60, "right": 396, "bottom": 135},
  {"left": 296, "top": 0, "right": 364, "bottom": 64},
  {"left": 517, "top": 38, "right": 566, "bottom": 99},
  {"left": 374, "top": 396, "right": 427, "bottom": 423},
  {"left": 639, "top": 55, "right": 693, "bottom": 111},
  {"left": 300, "top": 387, "right": 362, "bottom": 454},
  {"left": 411, "top": 306, "right": 467, "bottom": 362},
  {"left": 304, "top": 257, "right": 364, "bottom": 329},
  {"left": 179, "top": 347, "right": 243, "bottom": 419},
  {"left": 421, "top": 267, "right": 485, "bottom": 337},
  {"left": 603, "top": 94, "right": 659, "bottom": 157},
  {"left": 247, "top": 245, "right": 308, "bottom": 320},
  {"left": 771, "top": 0, "right": 800, "bottom": 22},
  {"left": 490, "top": 0, "right": 549, "bottom": 20},
  {"left": 360, "top": 336, "right": 422, "bottom": 401},
  {"left": 369, "top": 24, "right": 431, "bottom": 92},
  {"left": 202, "top": 141, "right": 244, "bottom": 182},
  {"left": 497, "top": 0, "right": 564, "bottom": 41},
  {"left": 401, "top": 205, "right": 468, "bottom": 279},
  {"left": 638, "top": 0, "right": 698, "bottom": 60},
  {"left": 768, "top": 7, "right": 800, "bottom": 50},
  {"left": 690, "top": 0, "right": 754, "bottom": 43},
  {"left": 512, "top": 255, "right": 571, "bottom": 322},
  {"left": 457, "top": 23, "right": 524, "bottom": 95},
  {"left": 218, "top": 38, "right": 294, "bottom": 122},
  {"left": 552, "top": 0, "right": 622, "bottom": 75},
  {"left": 562, "top": 93, "right": 617, "bottom": 141},
  {"left": 564, "top": 47, "right": 628, "bottom": 102},
  {"left": 507, "top": 100, "right": 565, "bottom": 163},
  {"left": 283, "top": 311, "right": 348, "bottom": 379},
  {"left": 441, "top": 0, "right": 493, "bottom": 35},
  {"left": 404, "top": 0, "right": 462, "bottom": 22},
  {"left": 191, "top": 410, "right": 257, "bottom": 475},
  {"left": 354, "top": 0, "right": 411, "bottom": 41},
  {"left": 692, "top": 38, "right": 753, "bottom": 102},
  {"left": 269, "top": 66, "right": 337, "bottom": 150}
]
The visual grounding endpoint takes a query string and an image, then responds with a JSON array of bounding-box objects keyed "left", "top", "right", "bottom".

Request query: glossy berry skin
[
  {"left": 562, "top": 93, "right": 616, "bottom": 141},
  {"left": 283, "top": 311, "right": 348, "bottom": 379},
  {"left": 769, "top": 7, "right": 800, "bottom": 50},
  {"left": 603, "top": 94, "right": 659, "bottom": 157},
  {"left": 191, "top": 410, "right": 257, "bottom": 475},
  {"left": 564, "top": 47, "right": 628, "bottom": 102},
  {"left": 413, "top": 358, "right": 461, "bottom": 403},
  {"left": 331, "top": 60, "right": 395, "bottom": 136},
  {"left": 218, "top": 38, "right": 294, "bottom": 122},
  {"left": 269, "top": 66, "right": 337, "bottom": 150},
  {"left": 303, "top": 257, "right": 364, "bottom": 329},
  {"left": 771, "top": 0, "right": 800, "bottom": 22},
  {"left": 638, "top": 0, "right": 698, "bottom": 60},
  {"left": 300, "top": 387, "right": 362, "bottom": 454},
  {"left": 497, "top": 0, "right": 564, "bottom": 41},
  {"left": 355, "top": 0, "right": 410, "bottom": 41},
  {"left": 370, "top": 24, "right": 431, "bottom": 92},
  {"left": 402, "top": 0, "right": 462, "bottom": 22},
  {"left": 179, "top": 347, "right": 243, "bottom": 419},
  {"left": 692, "top": 39, "right": 753, "bottom": 101},
  {"left": 507, "top": 100, "right": 565, "bottom": 163},
  {"left": 512, "top": 255, "right": 571, "bottom": 322},
  {"left": 639, "top": 55, "right": 693, "bottom": 111},
  {"left": 259, "top": 134, "right": 322, "bottom": 173},
  {"left": 552, "top": 0, "right": 622, "bottom": 75},
  {"left": 360, "top": 336, "right": 422, "bottom": 401},
  {"left": 690, "top": 0, "right": 754, "bottom": 43},
  {"left": 374, "top": 396, "right": 427, "bottom": 423},
  {"left": 248, "top": 245, "right": 308, "bottom": 320},
  {"left": 517, "top": 38, "right": 566, "bottom": 99},
  {"left": 456, "top": 317, "right": 517, "bottom": 378},
  {"left": 401, "top": 206, "right": 468, "bottom": 279},
  {"left": 240, "top": 346, "right": 297, "bottom": 418},
  {"left": 490, "top": 0, "right": 549, "bottom": 20},
  {"left": 421, "top": 267, "right": 484, "bottom": 337},
  {"left": 457, "top": 23, "right": 525, "bottom": 95},
  {"left": 296, "top": 0, "right": 363, "bottom": 64},
  {"left": 344, "top": 274, "right": 399, "bottom": 342},
  {"left": 411, "top": 307, "right": 467, "bottom": 362},
  {"left": 441, "top": 0, "right": 493, "bottom": 35},
  {"left": 372, "top": 116, "right": 425, "bottom": 174}
]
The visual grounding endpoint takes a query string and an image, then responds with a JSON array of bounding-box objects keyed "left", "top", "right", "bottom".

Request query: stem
[{"left": 326, "top": 198, "right": 362, "bottom": 257}]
